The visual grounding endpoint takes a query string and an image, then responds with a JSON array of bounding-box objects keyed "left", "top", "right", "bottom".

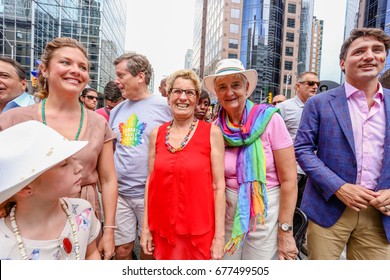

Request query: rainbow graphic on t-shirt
[{"left": 119, "top": 113, "right": 147, "bottom": 147}]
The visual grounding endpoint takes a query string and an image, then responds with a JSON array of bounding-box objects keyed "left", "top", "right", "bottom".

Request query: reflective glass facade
[
  {"left": 361, "top": 0, "right": 390, "bottom": 73},
  {"left": 240, "top": 0, "right": 284, "bottom": 103},
  {"left": 0, "top": 0, "right": 126, "bottom": 93},
  {"left": 297, "top": 0, "right": 314, "bottom": 75},
  {"left": 343, "top": 0, "right": 360, "bottom": 39}
]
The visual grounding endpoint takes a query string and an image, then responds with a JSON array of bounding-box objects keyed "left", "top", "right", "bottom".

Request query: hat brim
[
  {"left": 0, "top": 140, "right": 87, "bottom": 204},
  {"left": 203, "top": 69, "right": 258, "bottom": 97}
]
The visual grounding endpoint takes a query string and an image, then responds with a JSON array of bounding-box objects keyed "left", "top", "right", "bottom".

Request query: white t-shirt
[
  {"left": 109, "top": 94, "right": 172, "bottom": 198},
  {"left": 0, "top": 198, "right": 100, "bottom": 260}
]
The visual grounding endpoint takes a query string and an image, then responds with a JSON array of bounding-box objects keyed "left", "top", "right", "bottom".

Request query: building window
[
  {"left": 286, "top": 32, "right": 294, "bottom": 42},
  {"left": 228, "top": 53, "right": 238, "bottom": 58},
  {"left": 284, "top": 61, "right": 293, "bottom": 70},
  {"left": 229, "top": 38, "right": 239, "bottom": 49},
  {"left": 287, "top": 18, "right": 295, "bottom": 28},
  {"left": 230, "top": 23, "right": 239, "bottom": 34},
  {"left": 231, "top": 0, "right": 240, "bottom": 3},
  {"left": 231, "top": 8, "right": 240, "bottom": 19},
  {"left": 288, "top": 3, "right": 296, "bottom": 14},
  {"left": 285, "top": 47, "right": 294, "bottom": 56}
]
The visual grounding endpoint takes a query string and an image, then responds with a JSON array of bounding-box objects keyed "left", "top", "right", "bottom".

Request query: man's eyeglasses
[
  {"left": 86, "top": 95, "right": 99, "bottom": 101},
  {"left": 299, "top": 81, "right": 320, "bottom": 87},
  {"left": 170, "top": 88, "right": 198, "bottom": 98}
]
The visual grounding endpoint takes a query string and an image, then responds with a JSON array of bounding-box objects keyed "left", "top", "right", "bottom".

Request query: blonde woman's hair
[
  {"left": 166, "top": 69, "right": 201, "bottom": 95},
  {"left": 36, "top": 37, "right": 89, "bottom": 100}
]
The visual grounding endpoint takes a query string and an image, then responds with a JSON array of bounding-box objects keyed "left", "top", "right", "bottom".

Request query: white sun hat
[
  {"left": 0, "top": 121, "right": 88, "bottom": 204},
  {"left": 203, "top": 58, "right": 258, "bottom": 96}
]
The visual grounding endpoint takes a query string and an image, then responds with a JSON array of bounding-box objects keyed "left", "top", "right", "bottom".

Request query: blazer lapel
[
  {"left": 329, "top": 86, "right": 356, "bottom": 156},
  {"left": 377, "top": 89, "right": 390, "bottom": 190}
]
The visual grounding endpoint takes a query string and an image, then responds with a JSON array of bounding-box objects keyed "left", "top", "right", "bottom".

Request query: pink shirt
[
  {"left": 345, "top": 82, "right": 385, "bottom": 190},
  {"left": 224, "top": 113, "right": 293, "bottom": 192}
]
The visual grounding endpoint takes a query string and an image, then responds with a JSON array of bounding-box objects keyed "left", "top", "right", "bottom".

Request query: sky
[
  {"left": 125, "top": 0, "right": 347, "bottom": 93},
  {"left": 314, "top": 0, "right": 347, "bottom": 83}
]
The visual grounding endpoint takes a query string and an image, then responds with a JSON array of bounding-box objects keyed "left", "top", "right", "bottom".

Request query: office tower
[
  {"left": 0, "top": 0, "right": 126, "bottom": 92},
  {"left": 310, "top": 16, "right": 323, "bottom": 76}
]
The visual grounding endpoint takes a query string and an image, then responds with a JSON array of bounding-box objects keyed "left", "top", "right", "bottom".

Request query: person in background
[
  {"left": 204, "top": 58, "right": 298, "bottom": 260},
  {"left": 0, "top": 121, "right": 100, "bottom": 260},
  {"left": 80, "top": 88, "right": 100, "bottom": 111},
  {"left": 295, "top": 28, "right": 390, "bottom": 259},
  {"left": 276, "top": 71, "right": 319, "bottom": 207},
  {"left": 140, "top": 69, "right": 225, "bottom": 260},
  {"left": 95, "top": 81, "right": 124, "bottom": 122},
  {"left": 110, "top": 53, "right": 171, "bottom": 260},
  {"left": 0, "top": 37, "right": 118, "bottom": 260},
  {"left": 195, "top": 89, "right": 211, "bottom": 120},
  {"left": 158, "top": 78, "right": 168, "bottom": 97},
  {"left": 0, "top": 57, "right": 36, "bottom": 114},
  {"left": 272, "top": 94, "right": 287, "bottom": 106}
]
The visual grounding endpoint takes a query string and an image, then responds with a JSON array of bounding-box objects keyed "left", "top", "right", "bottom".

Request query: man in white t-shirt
[
  {"left": 276, "top": 71, "right": 319, "bottom": 207},
  {"left": 110, "top": 53, "right": 171, "bottom": 260}
]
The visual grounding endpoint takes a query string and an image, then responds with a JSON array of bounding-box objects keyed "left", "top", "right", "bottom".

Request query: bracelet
[{"left": 103, "top": 225, "right": 117, "bottom": 229}]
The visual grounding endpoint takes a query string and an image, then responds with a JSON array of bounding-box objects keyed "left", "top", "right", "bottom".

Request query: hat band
[{"left": 216, "top": 67, "right": 245, "bottom": 75}]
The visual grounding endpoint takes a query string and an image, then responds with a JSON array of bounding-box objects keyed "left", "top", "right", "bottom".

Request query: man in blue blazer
[{"left": 295, "top": 28, "right": 390, "bottom": 259}]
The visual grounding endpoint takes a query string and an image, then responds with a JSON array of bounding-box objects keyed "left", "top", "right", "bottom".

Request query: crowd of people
[{"left": 0, "top": 27, "right": 390, "bottom": 260}]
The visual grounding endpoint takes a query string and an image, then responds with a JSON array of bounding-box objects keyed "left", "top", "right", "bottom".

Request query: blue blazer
[{"left": 295, "top": 84, "right": 390, "bottom": 242}]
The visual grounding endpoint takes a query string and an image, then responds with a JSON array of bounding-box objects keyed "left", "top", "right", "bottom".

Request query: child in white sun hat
[{"left": 0, "top": 121, "right": 101, "bottom": 260}]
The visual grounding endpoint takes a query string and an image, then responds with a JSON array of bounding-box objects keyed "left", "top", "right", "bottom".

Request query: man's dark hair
[
  {"left": 104, "top": 81, "right": 122, "bottom": 101},
  {"left": 339, "top": 28, "right": 390, "bottom": 60},
  {"left": 199, "top": 89, "right": 210, "bottom": 103},
  {"left": 0, "top": 56, "right": 26, "bottom": 80}
]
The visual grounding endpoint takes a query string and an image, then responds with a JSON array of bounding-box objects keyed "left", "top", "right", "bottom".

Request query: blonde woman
[{"left": 0, "top": 37, "right": 118, "bottom": 260}]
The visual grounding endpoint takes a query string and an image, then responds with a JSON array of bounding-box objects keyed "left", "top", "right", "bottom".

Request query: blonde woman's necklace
[
  {"left": 165, "top": 117, "right": 197, "bottom": 153},
  {"left": 9, "top": 199, "right": 80, "bottom": 260},
  {"left": 41, "top": 98, "right": 84, "bottom": 140}
]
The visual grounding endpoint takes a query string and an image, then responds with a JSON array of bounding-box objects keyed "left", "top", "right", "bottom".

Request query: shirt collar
[
  {"left": 344, "top": 81, "right": 384, "bottom": 101},
  {"left": 293, "top": 95, "right": 305, "bottom": 107}
]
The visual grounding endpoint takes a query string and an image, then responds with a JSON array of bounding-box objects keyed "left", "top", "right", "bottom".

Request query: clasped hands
[{"left": 336, "top": 183, "right": 390, "bottom": 215}]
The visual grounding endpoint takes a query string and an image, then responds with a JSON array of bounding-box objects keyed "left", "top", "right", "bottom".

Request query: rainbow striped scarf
[{"left": 218, "top": 99, "right": 279, "bottom": 254}]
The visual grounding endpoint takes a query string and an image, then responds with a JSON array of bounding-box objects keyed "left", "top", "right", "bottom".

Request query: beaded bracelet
[{"left": 103, "top": 225, "right": 117, "bottom": 229}]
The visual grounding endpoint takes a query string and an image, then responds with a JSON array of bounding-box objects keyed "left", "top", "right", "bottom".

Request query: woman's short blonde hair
[{"left": 166, "top": 69, "right": 201, "bottom": 95}]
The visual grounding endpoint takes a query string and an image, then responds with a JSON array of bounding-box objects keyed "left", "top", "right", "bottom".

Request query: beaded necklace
[
  {"left": 165, "top": 117, "right": 198, "bottom": 153},
  {"left": 41, "top": 98, "right": 84, "bottom": 140},
  {"left": 9, "top": 199, "right": 80, "bottom": 260}
]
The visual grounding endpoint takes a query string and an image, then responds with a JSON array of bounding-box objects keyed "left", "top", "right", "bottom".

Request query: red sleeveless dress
[{"left": 148, "top": 120, "right": 215, "bottom": 259}]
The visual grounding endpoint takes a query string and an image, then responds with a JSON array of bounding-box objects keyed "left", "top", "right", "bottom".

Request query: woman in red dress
[{"left": 140, "top": 69, "right": 226, "bottom": 260}]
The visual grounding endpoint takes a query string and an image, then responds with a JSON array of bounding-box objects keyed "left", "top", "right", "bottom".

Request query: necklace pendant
[{"left": 62, "top": 237, "right": 73, "bottom": 254}]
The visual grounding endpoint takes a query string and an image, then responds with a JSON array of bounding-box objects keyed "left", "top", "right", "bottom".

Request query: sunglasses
[
  {"left": 299, "top": 81, "right": 320, "bottom": 87},
  {"left": 86, "top": 95, "right": 99, "bottom": 101}
]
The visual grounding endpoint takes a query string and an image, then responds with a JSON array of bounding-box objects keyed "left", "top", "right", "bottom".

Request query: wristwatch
[{"left": 278, "top": 222, "right": 293, "bottom": 232}]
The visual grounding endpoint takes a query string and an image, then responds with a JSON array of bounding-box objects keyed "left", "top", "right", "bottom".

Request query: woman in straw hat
[
  {"left": 0, "top": 121, "right": 101, "bottom": 260},
  {"left": 0, "top": 37, "right": 118, "bottom": 260},
  {"left": 203, "top": 59, "right": 298, "bottom": 260},
  {"left": 140, "top": 69, "right": 226, "bottom": 260}
]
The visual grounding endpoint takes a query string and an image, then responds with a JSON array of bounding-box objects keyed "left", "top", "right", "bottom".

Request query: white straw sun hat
[
  {"left": 203, "top": 58, "right": 258, "bottom": 96},
  {"left": 0, "top": 121, "right": 88, "bottom": 204}
]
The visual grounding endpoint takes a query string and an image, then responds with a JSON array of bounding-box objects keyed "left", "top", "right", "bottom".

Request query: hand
[
  {"left": 98, "top": 228, "right": 116, "bottom": 260},
  {"left": 369, "top": 189, "right": 390, "bottom": 216},
  {"left": 210, "top": 236, "right": 225, "bottom": 260},
  {"left": 335, "top": 183, "right": 378, "bottom": 211},
  {"left": 278, "top": 231, "right": 298, "bottom": 260},
  {"left": 140, "top": 227, "right": 154, "bottom": 255}
]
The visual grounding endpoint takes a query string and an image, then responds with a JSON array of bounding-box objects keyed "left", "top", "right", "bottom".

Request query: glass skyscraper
[
  {"left": 0, "top": 0, "right": 126, "bottom": 93},
  {"left": 240, "top": 0, "right": 284, "bottom": 103}
]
